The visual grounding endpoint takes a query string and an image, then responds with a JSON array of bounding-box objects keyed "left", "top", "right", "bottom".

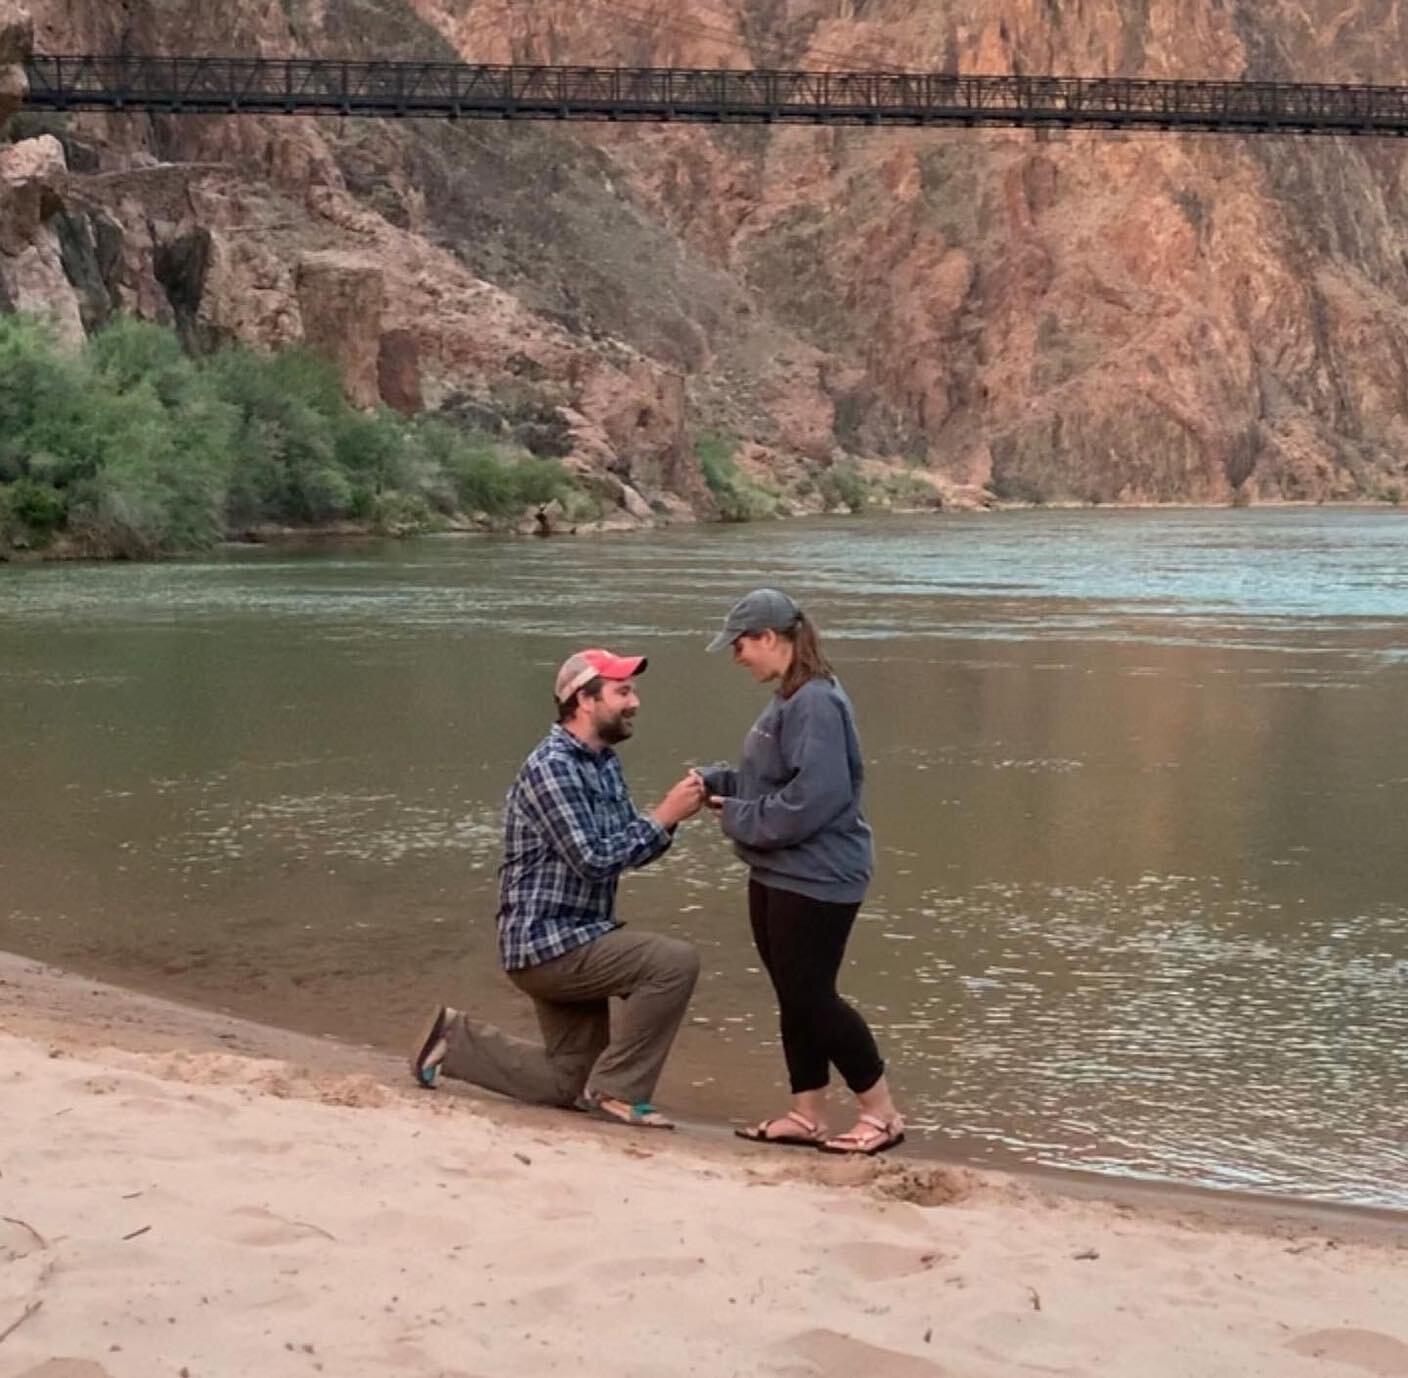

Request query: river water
[{"left": 2, "top": 508, "right": 1405, "bottom": 1208}]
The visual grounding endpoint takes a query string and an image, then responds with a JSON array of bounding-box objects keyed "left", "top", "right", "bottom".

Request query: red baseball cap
[{"left": 554, "top": 647, "right": 648, "bottom": 704}]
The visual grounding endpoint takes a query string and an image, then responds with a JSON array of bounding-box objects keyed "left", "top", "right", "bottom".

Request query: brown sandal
[{"left": 734, "top": 1109, "right": 827, "bottom": 1148}]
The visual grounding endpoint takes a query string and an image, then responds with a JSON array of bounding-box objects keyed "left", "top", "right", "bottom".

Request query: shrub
[
  {"left": 424, "top": 418, "right": 571, "bottom": 517},
  {"left": 694, "top": 431, "right": 780, "bottom": 522},
  {"left": 5, "top": 478, "right": 67, "bottom": 545},
  {"left": 0, "top": 314, "right": 591, "bottom": 556},
  {"left": 695, "top": 431, "right": 736, "bottom": 494},
  {"left": 372, "top": 489, "right": 435, "bottom": 534},
  {"left": 816, "top": 462, "right": 869, "bottom": 513}
]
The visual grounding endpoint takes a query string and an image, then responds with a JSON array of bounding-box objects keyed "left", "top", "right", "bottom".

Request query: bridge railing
[{"left": 21, "top": 55, "right": 1408, "bottom": 133}]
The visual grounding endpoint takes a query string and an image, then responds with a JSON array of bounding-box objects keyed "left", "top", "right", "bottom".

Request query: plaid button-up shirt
[{"left": 497, "top": 725, "right": 672, "bottom": 970}]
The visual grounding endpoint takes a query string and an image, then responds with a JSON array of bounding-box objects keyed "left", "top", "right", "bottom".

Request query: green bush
[
  {"left": 5, "top": 478, "right": 67, "bottom": 546},
  {"left": 423, "top": 418, "right": 571, "bottom": 517},
  {"left": 0, "top": 318, "right": 232, "bottom": 553},
  {"left": 816, "top": 462, "right": 869, "bottom": 513},
  {"left": 372, "top": 489, "right": 436, "bottom": 534},
  {"left": 694, "top": 431, "right": 780, "bottom": 522},
  {"left": 875, "top": 471, "right": 940, "bottom": 509},
  {"left": 0, "top": 314, "right": 589, "bottom": 557},
  {"left": 695, "top": 431, "right": 736, "bottom": 494}
]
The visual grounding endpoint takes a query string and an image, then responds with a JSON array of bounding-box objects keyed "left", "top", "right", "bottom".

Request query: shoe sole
[
  {"left": 410, "top": 1005, "right": 448, "bottom": 1089},
  {"left": 733, "top": 1129, "right": 824, "bottom": 1149},
  {"left": 818, "top": 1131, "right": 906, "bottom": 1157}
]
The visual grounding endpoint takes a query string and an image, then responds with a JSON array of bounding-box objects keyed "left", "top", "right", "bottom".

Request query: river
[{"left": 2, "top": 507, "right": 1405, "bottom": 1207}]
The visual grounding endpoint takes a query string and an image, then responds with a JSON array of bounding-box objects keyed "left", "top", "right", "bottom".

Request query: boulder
[
  {"left": 0, "top": 132, "right": 64, "bottom": 187},
  {"left": 516, "top": 498, "right": 570, "bottom": 537},
  {"left": 2, "top": 227, "right": 85, "bottom": 345},
  {"left": 0, "top": 135, "right": 65, "bottom": 253},
  {"left": 295, "top": 252, "right": 385, "bottom": 409},
  {"left": 619, "top": 483, "right": 654, "bottom": 522}
]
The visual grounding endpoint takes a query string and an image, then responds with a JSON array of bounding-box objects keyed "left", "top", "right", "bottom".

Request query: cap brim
[
  {"left": 598, "top": 653, "right": 647, "bottom": 679},
  {"left": 706, "top": 629, "right": 736, "bottom": 653}
]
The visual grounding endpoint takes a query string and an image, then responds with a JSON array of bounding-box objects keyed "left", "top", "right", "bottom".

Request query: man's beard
[{"left": 598, "top": 709, "right": 635, "bottom": 745}]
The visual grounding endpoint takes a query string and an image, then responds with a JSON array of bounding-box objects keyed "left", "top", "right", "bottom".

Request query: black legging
[{"left": 748, "top": 878, "right": 885, "bottom": 1096}]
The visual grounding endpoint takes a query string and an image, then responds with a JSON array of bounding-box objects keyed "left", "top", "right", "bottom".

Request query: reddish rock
[
  {"left": 0, "top": 135, "right": 65, "bottom": 254},
  {"left": 378, "top": 329, "right": 422, "bottom": 415},
  {"left": 9, "top": 0, "right": 1408, "bottom": 508},
  {"left": 295, "top": 253, "right": 384, "bottom": 410},
  {"left": 0, "top": 3, "right": 31, "bottom": 130}
]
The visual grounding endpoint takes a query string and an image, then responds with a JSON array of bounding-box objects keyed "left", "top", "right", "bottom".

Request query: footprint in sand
[
  {"left": 827, "top": 1242, "right": 942, "bottom": 1281},
  {"left": 1, "top": 1217, "right": 48, "bottom": 1261},
  {"left": 1286, "top": 1329, "right": 1408, "bottom": 1376},
  {"left": 118, "top": 1093, "right": 236, "bottom": 1121},
  {"left": 607, "top": 1255, "right": 706, "bottom": 1279},
  {"left": 13, "top": 1363, "right": 115, "bottom": 1378},
  {"left": 775, "top": 1328, "right": 949, "bottom": 1377},
  {"left": 212, "top": 1136, "right": 298, "bottom": 1156},
  {"left": 223, "top": 1205, "right": 337, "bottom": 1247},
  {"left": 71, "top": 1073, "right": 152, "bottom": 1097}
]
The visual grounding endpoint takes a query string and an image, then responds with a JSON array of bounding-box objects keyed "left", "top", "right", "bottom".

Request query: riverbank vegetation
[
  {"left": 0, "top": 315, "right": 577, "bottom": 558},
  {"left": 696, "top": 430, "right": 892, "bottom": 519},
  {"left": 695, "top": 431, "right": 782, "bottom": 521}
]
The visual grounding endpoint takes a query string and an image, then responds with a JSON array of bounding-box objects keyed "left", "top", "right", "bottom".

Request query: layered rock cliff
[{"left": 4, "top": 0, "right": 1408, "bottom": 514}]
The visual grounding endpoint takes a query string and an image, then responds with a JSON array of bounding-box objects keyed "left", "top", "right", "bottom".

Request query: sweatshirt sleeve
[
  {"left": 720, "top": 689, "right": 853, "bottom": 851},
  {"left": 695, "top": 762, "right": 739, "bottom": 797}
]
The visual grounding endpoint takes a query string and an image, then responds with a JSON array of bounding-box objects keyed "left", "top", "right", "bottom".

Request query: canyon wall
[{"left": 5, "top": 0, "right": 1408, "bottom": 513}]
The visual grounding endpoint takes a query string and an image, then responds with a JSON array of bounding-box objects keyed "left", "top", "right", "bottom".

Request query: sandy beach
[{"left": 2, "top": 951, "right": 1405, "bottom": 1378}]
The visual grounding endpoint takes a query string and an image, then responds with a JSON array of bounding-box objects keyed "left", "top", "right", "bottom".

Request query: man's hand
[{"left": 651, "top": 773, "right": 706, "bottom": 828}]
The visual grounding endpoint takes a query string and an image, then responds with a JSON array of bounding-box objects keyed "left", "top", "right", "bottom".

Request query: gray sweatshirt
[{"left": 700, "top": 677, "right": 874, "bottom": 903}]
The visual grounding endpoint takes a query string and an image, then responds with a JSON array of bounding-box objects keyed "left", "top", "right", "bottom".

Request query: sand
[{"left": 2, "top": 952, "right": 1405, "bottom": 1378}]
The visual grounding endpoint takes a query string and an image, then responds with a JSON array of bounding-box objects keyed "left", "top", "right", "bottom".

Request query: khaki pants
[{"left": 440, "top": 928, "right": 700, "bottom": 1108}]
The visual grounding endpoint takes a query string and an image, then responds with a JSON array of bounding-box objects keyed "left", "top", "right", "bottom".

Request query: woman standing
[{"left": 697, "top": 588, "right": 904, "bottom": 1155}]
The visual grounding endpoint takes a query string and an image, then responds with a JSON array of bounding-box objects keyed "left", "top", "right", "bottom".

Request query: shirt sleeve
[
  {"left": 520, "top": 755, "right": 672, "bottom": 881},
  {"left": 721, "top": 690, "right": 854, "bottom": 851}
]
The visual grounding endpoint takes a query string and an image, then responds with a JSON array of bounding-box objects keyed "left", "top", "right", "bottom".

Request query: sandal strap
[
  {"left": 588, "top": 1091, "right": 669, "bottom": 1125},
  {"left": 830, "top": 1115, "right": 900, "bottom": 1146},
  {"left": 782, "top": 1110, "right": 821, "bottom": 1135}
]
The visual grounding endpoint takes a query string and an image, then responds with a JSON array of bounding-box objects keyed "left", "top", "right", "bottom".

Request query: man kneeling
[{"left": 412, "top": 648, "right": 704, "bottom": 1129}]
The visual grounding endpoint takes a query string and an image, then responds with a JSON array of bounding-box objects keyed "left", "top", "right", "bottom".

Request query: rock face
[
  {"left": 0, "top": 2, "right": 30, "bottom": 130},
  {"left": 296, "top": 254, "right": 385, "bottom": 410},
  {"left": 6, "top": 0, "right": 1408, "bottom": 508},
  {"left": 377, "top": 328, "right": 422, "bottom": 415}
]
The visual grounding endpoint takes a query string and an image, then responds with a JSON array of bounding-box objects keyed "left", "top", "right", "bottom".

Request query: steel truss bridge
[{"left": 20, "top": 54, "right": 1408, "bottom": 136}]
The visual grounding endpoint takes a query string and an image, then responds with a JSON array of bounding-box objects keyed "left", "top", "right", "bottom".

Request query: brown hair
[
  {"left": 778, "top": 615, "right": 833, "bottom": 699},
  {"left": 556, "top": 675, "right": 604, "bottom": 723}
]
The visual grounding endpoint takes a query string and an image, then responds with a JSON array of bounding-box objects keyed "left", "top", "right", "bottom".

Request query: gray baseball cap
[{"left": 706, "top": 587, "right": 802, "bottom": 652}]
